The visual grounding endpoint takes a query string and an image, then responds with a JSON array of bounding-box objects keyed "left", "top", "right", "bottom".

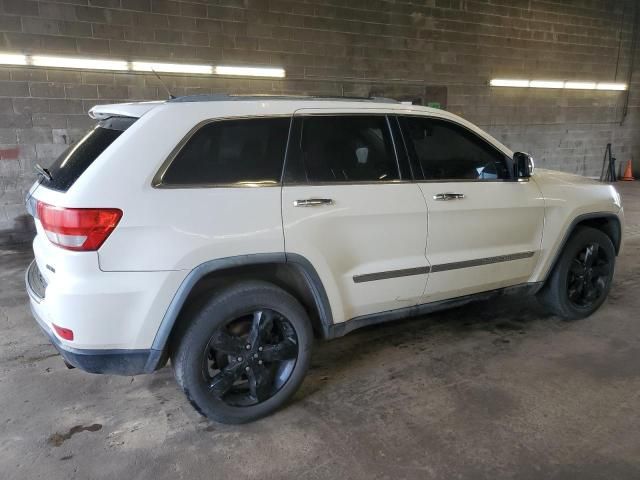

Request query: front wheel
[
  {"left": 537, "top": 226, "right": 615, "bottom": 319},
  {"left": 171, "top": 281, "right": 313, "bottom": 424}
]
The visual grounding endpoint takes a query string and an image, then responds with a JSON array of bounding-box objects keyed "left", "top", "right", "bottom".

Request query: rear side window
[
  {"left": 292, "top": 115, "right": 399, "bottom": 183},
  {"left": 160, "top": 117, "right": 291, "bottom": 186},
  {"left": 400, "top": 116, "right": 510, "bottom": 181},
  {"left": 41, "top": 116, "right": 136, "bottom": 192}
]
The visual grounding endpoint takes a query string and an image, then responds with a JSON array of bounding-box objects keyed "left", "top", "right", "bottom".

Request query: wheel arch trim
[
  {"left": 149, "top": 252, "right": 333, "bottom": 364},
  {"left": 541, "top": 211, "right": 622, "bottom": 284}
]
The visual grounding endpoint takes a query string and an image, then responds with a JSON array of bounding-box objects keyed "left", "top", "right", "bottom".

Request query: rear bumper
[
  {"left": 29, "top": 300, "right": 163, "bottom": 375},
  {"left": 26, "top": 259, "right": 168, "bottom": 375}
]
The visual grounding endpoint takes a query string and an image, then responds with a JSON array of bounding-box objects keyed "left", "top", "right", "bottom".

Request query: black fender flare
[
  {"left": 145, "top": 252, "right": 333, "bottom": 371},
  {"left": 540, "top": 211, "right": 622, "bottom": 285}
]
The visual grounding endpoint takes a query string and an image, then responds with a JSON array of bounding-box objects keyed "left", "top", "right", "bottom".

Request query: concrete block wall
[{"left": 0, "top": 0, "right": 639, "bottom": 243}]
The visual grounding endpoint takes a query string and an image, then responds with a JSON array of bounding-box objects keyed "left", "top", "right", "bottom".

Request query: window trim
[
  {"left": 390, "top": 115, "right": 419, "bottom": 180},
  {"left": 152, "top": 114, "right": 293, "bottom": 189},
  {"left": 152, "top": 112, "right": 522, "bottom": 188},
  {"left": 282, "top": 113, "right": 411, "bottom": 186},
  {"left": 384, "top": 115, "right": 404, "bottom": 180},
  {"left": 396, "top": 114, "right": 518, "bottom": 183}
]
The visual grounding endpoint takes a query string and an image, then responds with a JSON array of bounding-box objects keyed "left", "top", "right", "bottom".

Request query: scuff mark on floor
[{"left": 47, "top": 424, "right": 103, "bottom": 447}]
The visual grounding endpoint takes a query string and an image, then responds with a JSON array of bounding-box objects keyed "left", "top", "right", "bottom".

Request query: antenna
[{"left": 151, "top": 68, "right": 176, "bottom": 99}]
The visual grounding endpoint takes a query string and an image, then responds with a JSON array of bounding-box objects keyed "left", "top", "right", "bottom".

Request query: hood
[{"left": 533, "top": 168, "right": 600, "bottom": 186}]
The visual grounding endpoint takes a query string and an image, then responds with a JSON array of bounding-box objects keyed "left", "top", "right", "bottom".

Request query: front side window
[
  {"left": 399, "top": 117, "right": 510, "bottom": 181},
  {"left": 161, "top": 117, "right": 290, "bottom": 186},
  {"left": 295, "top": 115, "right": 399, "bottom": 183}
]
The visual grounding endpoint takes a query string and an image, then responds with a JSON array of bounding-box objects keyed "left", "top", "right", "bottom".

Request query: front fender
[{"left": 529, "top": 169, "right": 623, "bottom": 282}]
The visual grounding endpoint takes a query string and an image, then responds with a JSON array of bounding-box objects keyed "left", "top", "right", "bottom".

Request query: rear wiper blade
[{"left": 34, "top": 163, "right": 53, "bottom": 181}]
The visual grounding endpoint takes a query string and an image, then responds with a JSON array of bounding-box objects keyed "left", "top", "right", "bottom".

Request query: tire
[
  {"left": 537, "top": 226, "right": 615, "bottom": 320},
  {"left": 171, "top": 281, "right": 313, "bottom": 424}
]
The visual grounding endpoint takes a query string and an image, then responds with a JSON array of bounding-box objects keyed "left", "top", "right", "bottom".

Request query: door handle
[
  {"left": 293, "top": 198, "right": 334, "bottom": 207},
  {"left": 433, "top": 193, "right": 465, "bottom": 201}
]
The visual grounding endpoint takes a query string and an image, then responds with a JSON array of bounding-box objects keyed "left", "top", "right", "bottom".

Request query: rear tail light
[{"left": 36, "top": 201, "right": 122, "bottom": 251}]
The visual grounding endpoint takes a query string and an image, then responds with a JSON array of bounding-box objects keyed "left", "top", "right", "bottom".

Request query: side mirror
[{"left": 514, "top": 152, "right": 534, "bottom": 178}]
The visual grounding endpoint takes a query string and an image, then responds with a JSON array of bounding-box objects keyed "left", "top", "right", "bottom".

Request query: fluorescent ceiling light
[
  {"left": 491, "top": 78, "right": 627, "bottom": 91},
  {"left": 131, "top": 62, "right": 213, "bottom": 74},
  {"left": 0, "top": 53, "right": 27, "bottom": 66},
  {"left": 564, "top": 82, "right": 597, "bottom": 90},
  {"left": 490, "top": 79, "right": 529, "bottom": 87},
  {"left": 529, "top": 80, "right": 564, "bottom": 89},
  {"left": 215, "top": 66, "right": 286, "bottom": 78},
  {"left": 596, "top": 83, "right": 627, "bottom": 91},
  {"left": 0, "top": 51, "right": 288, "bottom": 79},
  {"left": 32, "top": 55, "right": 129, "bottom": 71}
]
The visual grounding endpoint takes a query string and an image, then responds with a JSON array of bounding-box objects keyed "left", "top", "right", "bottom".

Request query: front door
[
  {"left": 398, "top": 115, "right": 546, "bottom": 302},
  {"left": 281, "top": 112, "right": 429, "bottom": 323}
]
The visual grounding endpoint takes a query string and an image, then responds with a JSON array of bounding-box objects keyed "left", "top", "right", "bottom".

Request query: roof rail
[{"left": 167, "top": 94, "right": 400, "bottom": 104}]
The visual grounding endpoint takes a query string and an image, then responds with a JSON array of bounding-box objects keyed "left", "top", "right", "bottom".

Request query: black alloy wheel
[
  {"left": 566, "top": 242, "right": 612, "bottom": 309},
  {"left": 537, "top": 226, "right": 616, "bottom": 320},
  {"left": 203, "top": 309, "right": 299, "bottom": 406},
  {"left": 171, "top": 281, "right": 313, "bottom": 424}
]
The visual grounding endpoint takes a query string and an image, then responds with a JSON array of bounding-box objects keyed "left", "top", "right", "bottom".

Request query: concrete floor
[{"left": 1, "top": 183, "right": 640, "bottom": 480}]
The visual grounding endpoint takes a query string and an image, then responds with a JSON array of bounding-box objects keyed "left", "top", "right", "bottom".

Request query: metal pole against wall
[{"left": 621, "top": 2, "right": 639, "bottom": 124}]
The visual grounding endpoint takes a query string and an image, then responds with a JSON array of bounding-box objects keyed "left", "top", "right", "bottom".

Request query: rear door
[
  {"left": 281, "top": 111, "right": 429, "bottom": 323},
  {"left": 397, "top": 115, "right": 545, "bottom": 302}
]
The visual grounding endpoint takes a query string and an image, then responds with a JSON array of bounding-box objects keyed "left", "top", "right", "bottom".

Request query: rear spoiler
[{"left": 88, "top": 101, "right": 165, "bottom": 120}]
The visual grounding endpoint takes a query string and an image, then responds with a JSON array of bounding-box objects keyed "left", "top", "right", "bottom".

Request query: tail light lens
[
  {"left": 36, "top": 201, "right": 122, "bottom": 251},
  {"left": 52, "top": 323, "right": 74, "bottom": 341}
]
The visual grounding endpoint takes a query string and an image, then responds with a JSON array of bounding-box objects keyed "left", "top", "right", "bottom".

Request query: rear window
[
  {"left": 39, "top": 116, "right": 136, "bottom": 192},
  {"left": 159, "top": 117, "right": 291, "bottom": 186}
]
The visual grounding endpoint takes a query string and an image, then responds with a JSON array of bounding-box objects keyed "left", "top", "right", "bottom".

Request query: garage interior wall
[{"left": 0, "top": 0, "right": 638, "bottom": 244}]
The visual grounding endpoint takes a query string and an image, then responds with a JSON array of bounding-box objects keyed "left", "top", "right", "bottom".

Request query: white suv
[{"left": 25, "top": 95, "right": 623, "bottom": 423}]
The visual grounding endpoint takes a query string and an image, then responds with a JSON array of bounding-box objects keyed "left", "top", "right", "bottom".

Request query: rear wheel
[
  {"left": 171, "top": 281, "right": 312, "bottom": 424},
  {"left": 537, "top": 226, "right": 615, "bottom": 319}
]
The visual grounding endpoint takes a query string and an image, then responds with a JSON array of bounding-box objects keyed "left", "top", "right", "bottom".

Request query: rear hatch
[
  {"left": 26, "top": 102, "right": 162, "bottom": 291},
  {"left": 27, "top": 100, "right": 163, "bottom": 212},
  {"left": 28, "top": 101, "right": 163, "bottom": 197},
  {"left": 32, "top": 116, "right": 137, "bottom": 194}
]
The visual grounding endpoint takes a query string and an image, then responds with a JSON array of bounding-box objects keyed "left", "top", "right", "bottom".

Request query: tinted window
[
  {"left": 400, "top": 117, "right": 510, "bottom": 180},
  {"left": 40, "top": 116, "right": 136, "bottom": 192},
  {"left": 297, "top": 116, "right": 399, "bottom": 183},
  {"left": 162, "top": 117, "right": 290, "bottom": 186}
]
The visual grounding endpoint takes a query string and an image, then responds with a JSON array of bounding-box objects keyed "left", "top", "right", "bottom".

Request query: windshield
[{"left": 38, "top": 116, "right": 137, "bottom": 192}]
